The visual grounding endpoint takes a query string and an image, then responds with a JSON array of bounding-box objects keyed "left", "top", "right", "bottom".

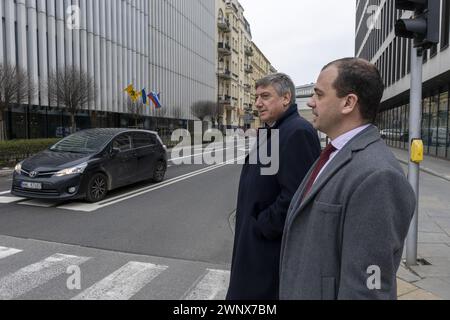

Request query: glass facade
[
  {"left": 377, "top": 87, "right": 450, "bottom": 159},
  {"left": 3, "top": 106, "right": 198, "bottom": 148}
]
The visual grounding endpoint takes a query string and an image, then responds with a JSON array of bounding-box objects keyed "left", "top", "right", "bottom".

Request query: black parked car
[{"left": 11, "top": 128, "right": 168, "bottom": 203}]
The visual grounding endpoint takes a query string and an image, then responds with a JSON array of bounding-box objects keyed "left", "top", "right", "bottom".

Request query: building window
[
  {"left": 441, "top": 0, "right": 450, "bottom": 49},
  {"left": 422, "top": 96, "right": 431, "bottom": 154},
  {"left": 438, "top": 89, "right": 449, "bottom": 158},
  {"left": 430, "top": 44, "right": 438, "bottom": 58},
  {"left": 429, "top": 93, "right": 440, "bottom": 156},
  {"left": 401, "top": 38, "right": 407, "bottom": 78}
]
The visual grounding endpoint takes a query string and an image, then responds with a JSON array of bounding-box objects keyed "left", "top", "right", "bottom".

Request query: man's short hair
[
  {"left": 256, "top": 73, "right": 296, "bottom": 105},
  {"left": 322, "top": 58, "right": 385, "bottom": 123}
]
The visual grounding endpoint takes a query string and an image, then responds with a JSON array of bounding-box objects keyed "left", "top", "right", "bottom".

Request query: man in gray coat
[{"left": 279, "top": 58, "right": 416, "bottom": 300}]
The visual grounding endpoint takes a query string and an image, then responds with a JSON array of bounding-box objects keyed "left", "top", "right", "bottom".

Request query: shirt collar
[{"left": 331, "top": 124, "right": 371, "bottom": 151}]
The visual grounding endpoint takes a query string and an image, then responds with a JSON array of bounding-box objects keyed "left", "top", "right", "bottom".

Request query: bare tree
[
  {"left": 154, "top": 105, "right": 167, "bottom": 117},
  {"left": 191, "top": 100, "right": 215, "bottom": 122},
  {"left": 211, "top": 103, "right": 225, "bottom": 129},
  {"left": 0, "top": 63, "right": 37, "bottom": 141},
  {"left": 47, "top": 66, "right": 96, "bottom": 133},
  {"left": 127, "top": 98, "right": 144, "bottom": 128}
]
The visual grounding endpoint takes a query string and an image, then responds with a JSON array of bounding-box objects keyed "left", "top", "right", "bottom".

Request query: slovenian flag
[{"left": 148, "top": 92, "right": 162, "bottom": 109}]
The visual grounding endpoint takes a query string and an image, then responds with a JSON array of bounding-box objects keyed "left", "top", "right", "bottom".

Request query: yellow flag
[{"left": 124, "top": 84, "right": 134, "bottom": 96}]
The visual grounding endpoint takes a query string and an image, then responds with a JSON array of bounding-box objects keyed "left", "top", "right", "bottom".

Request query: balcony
[
  {"left": 218, "top": 42, "right": 231, "bottom": 56},
  {"left": 217, "top": 68, "right": 231, "bottom": 79},
  {"left": 217, "top": 18, "right": 231, "bottom": 33},
  {"left": 243, "top": 84, "right": 251, "bottom": 93},
  {"left": 244, "top": 64, "right": 254, "bottom": 74},
  {"left": 218, "top": 95, "right": 231, "bottom": 104},
  {"left": 244, "top": 46, "right": 254, "bottom": 56}
]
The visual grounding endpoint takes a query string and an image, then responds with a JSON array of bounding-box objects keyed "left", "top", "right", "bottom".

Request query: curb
[{"left": 396, "top": 158, "right": 450, "bottom": 182}]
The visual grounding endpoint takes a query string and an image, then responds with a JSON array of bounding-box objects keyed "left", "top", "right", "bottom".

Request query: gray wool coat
[{"left": 279, "top": 125, "right": 416, "bottom": 300}]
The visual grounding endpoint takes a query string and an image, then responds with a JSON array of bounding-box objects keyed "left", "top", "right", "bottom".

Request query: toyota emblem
[{"left": 29, "top": 171, "right": 38, "bottom": 178}]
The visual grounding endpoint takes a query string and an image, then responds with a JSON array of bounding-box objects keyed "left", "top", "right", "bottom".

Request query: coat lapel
[{"left": 288, "top": 125, "right": 381, "bottom": 221}]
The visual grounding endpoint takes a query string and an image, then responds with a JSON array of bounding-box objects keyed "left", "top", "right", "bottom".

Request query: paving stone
[
  {"left": 397, "top": 265, "right": 422, "bottom": 283},
  {"left": 432, "top": 217, "right": 450, "bottom": 229},
  {"left": 397, "top": 279, "right": 418, "bottom": 297},
  {"left": 414, "top": 278, "right": 450, "bottom": 300},
  {"left": 426, "top": 209, "right": 450, "bottom": 219},
  {"left": 418, "top": 232, "right": 450, "bottom": 244},
  {"left": 410, "top": 265, "right": 450, "bottom": 278},
  {"left": 398, "top": 288, "right": 442, "bottom": 300},
  {"left": 418, "top": 244, "right": 450, "bottom": 258},
  {"left": 418, "top": 221, "right": 446, "bottom": 233},
  {"left": 441, "top": 227, "right": 450, "bottom": 237}
]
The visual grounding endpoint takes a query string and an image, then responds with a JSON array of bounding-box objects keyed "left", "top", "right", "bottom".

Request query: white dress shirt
[{"left": 314, "top": 124, "right": 371, "bottom": 184}]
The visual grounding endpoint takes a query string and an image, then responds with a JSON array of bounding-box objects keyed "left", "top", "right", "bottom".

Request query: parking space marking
[{"left": 72, "top": 262, "right": 168, "bottom": 300}]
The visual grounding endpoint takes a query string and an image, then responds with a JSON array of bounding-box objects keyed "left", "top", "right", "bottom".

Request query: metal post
[{"left": 406, "top": 45, "right": 423, "bottom": 267}]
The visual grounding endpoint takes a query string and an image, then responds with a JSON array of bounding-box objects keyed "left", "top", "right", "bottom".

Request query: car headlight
[
  {"left": 14, "top": 162, "right": 22, "bottom": 175},
  {"left": 54, "top": 162, "right": 88, "bottom": 177}
]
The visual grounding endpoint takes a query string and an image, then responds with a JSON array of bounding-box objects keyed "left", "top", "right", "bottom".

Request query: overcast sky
[{"left": 239, "top": 0, "right": 357, "bottom": 86}]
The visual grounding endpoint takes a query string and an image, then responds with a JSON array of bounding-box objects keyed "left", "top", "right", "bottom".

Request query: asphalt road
[{"left": 0, "top": 141, "right": 250, "bottom": 300}]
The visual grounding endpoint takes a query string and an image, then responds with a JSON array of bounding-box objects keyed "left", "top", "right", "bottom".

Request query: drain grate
[{"left": 417, "top": 258, "right": 432, "bottom": 266}]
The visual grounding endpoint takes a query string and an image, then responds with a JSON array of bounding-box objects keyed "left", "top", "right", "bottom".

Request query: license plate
[{"left": 21, "top": 182, "right": 42, "bottom": 190}]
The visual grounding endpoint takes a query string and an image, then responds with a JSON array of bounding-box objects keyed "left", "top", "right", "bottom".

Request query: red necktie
[{"left": 302, "top": 143, "right": 337, "bottom": 199}]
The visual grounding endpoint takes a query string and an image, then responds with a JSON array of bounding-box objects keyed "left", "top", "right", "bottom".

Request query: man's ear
[
  {"left": 283, "top": 92, "right": 292, "bottom": 107},
  {"left": 341, "top": 94, "right": 359, "bottom": 115}
]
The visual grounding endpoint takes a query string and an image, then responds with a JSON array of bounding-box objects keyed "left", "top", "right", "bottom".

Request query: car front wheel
[
  {"left": 86, "top": 173, "right": 108, "bottom": 203},
  {"left": 151, "top": 160, "right": 166, "bottom": 183}
]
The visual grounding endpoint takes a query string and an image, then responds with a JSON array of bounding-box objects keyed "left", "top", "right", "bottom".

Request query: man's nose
[
  {"left": 307, "top": 97, "right": 315, "bottom": 109},
  {"left": 255, "top": 97, "right": 263, "bottom": 108}
]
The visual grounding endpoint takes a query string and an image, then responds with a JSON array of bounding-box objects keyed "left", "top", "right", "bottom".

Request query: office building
[{"left": 356, "top": 0, "right": 450, "bottom": 160}]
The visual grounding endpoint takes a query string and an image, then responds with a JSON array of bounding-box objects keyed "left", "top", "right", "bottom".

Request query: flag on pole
[
  {"left": 124, "top": 84, "right": 134, "bottom": 95},
  {"left": 141, "top": 89, "right": 147, "bottom": 105},
  {"left": 148, "top": 92, "right": 162, "bottom": 109}
]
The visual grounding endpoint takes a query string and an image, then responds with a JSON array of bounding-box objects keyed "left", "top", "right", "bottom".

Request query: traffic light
[{"left": 395, "top": 0, "right": 440, "bottom": 49}]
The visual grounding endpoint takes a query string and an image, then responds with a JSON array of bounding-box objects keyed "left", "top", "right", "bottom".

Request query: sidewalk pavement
[{"left": 390, "top": 147, "right": 450, "bottom": 300}]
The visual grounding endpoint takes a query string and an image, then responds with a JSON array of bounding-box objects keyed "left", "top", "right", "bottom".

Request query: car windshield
[{"left": 50, "top": 131, "right": 113, "bottom": 153}]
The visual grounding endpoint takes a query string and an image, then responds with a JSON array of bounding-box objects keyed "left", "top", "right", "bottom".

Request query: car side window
[
  {"left": 133, "top": 133, "right": 156, "bottom": 148},
  {"left": 113, "top": 134, "right": 132, "bottom": 152}
]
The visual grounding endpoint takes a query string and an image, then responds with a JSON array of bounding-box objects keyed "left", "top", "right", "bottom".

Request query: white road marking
[
  {"left": 58, "top": 156, "right": 246, "bottom": 212},
  {"left": 183, "top": 269, "right": 230, "bottom": 300},
  {"left": 0, "top": 196, "right": 26, "bottom": 204},
  {"left": 0, "top": 191, "right": 11, "bottom": 195},
  {"left": 0, "top": 247, "right": 23, "bottom": 260},
  {"left": 72, "top": 261, "right": 167, "bottom": 300},
  {"left": 19, "top": 200, "right": 59, "bottom": 208},
  {"left": 169, "top": 147, "right": 231, "bottom": 162},
  {"left": 0, "top": 253, "right": 90, "bottom": 300}
]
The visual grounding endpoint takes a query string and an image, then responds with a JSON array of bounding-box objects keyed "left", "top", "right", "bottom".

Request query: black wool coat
[{"left": 226, "top": 104, "right": 321, "bottom": 300}]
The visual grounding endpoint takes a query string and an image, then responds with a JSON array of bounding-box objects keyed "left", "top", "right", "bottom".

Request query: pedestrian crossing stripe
[
  {"left": 182, "top": 269, "right": 230, "bottom": 300},
  {"left": 0, "top": 247, "right": 23, "bottom": 260},
  {"left": 72, "top": 261, "right": 168, "bottom": 300},
  {"left": 0, "top": 196, "right": 26, "bottom": 204},
  {"left": 19, "top": 199, "right": 60, "bottom": 208},
  {"left": 0, "top": 253, "right": 90, "bottom": 300},
  {"left": 0, "top": 248, "right": 230, "bottom": 300}
]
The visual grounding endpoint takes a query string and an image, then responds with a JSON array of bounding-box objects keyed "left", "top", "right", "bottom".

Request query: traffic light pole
[{"left": 406, "top": 45, "right": 423, "bottom": 267}]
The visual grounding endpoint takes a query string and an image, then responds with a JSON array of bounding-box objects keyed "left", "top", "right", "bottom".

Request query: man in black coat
[{"left": 226, "top": 73, "right": 321, "bottom": 300}]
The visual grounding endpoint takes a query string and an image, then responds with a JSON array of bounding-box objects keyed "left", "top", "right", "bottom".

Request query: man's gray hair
[{"left": 256, "top": 73, "right": 296, "bottom": 105}]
